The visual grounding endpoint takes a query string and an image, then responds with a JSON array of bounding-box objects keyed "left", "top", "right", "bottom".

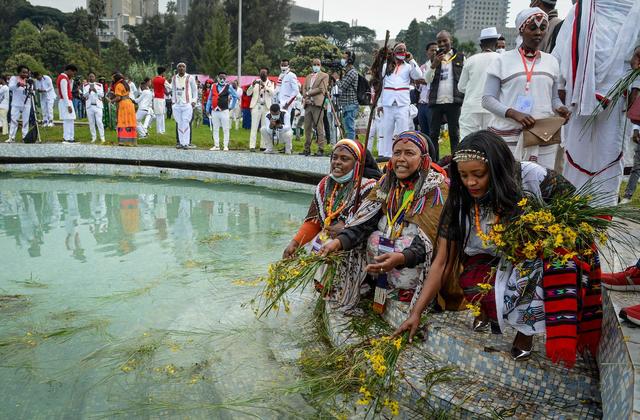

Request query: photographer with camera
[
  {"left": 261, "top": 103, "right": 292, "bottom": 155},
  {"left": 377, "top": 43, "right": 423, "bottom": 158},
  {"left": 6, "top": 65, "right": 33, "bottom": 143},
  {"left": 331, "top": 51, "right": 359, "bottom": 140},
  {"left": 301, "top": 58, "right": 329, "bottom": 156},
  {"left": 247, "top": 67, "right": 275, "bottom": 151}
]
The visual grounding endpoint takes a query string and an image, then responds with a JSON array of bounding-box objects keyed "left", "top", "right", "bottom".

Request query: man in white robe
[{"left": 553, "top": 0, "right": 640, "bottom": 206}]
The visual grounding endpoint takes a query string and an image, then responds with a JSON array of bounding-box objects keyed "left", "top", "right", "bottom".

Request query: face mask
[
  {"left": 496, "top": 48, "right": 506, "bottom": 54},
  {"left": 340, "top": 59, "right": 347, "bottom": 66},
  {"left": 280, "top": 66, "right": 289, "bottom": 73},
  {"left": 395, "top": 53, "right": 406, "bottom": 61},
  {"left": 312, "top": 65, "right": 320, "bottom": 73},
  {"left": 330, "top": 169, "right": 354, "bottom": 184},
  {"left": 218, "top": 78, "right": 226, "bottom": 84}
]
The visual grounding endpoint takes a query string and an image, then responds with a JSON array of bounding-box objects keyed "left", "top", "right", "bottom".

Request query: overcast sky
[{"left": 31, "top": 0, "right": 573, "bottom": 38}]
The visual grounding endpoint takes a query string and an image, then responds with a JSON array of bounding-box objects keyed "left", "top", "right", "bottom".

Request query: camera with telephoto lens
[{"left": 321, "top": 53, "right": 342, "bottom": 71}]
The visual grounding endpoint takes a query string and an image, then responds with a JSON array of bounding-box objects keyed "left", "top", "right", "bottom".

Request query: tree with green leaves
[
  {"left": 289, "top": 36, "right": 339, "bottom": 76},
  {"left": 10, "top": 20, "right": 43, "bottom": 61},
  {"left": 197, "top": 9, "right": 235, "bottom": 75},
  {"left": 243, "top": 39, "right": 271, "bottom": 75},
  {"left": 288, "top": 21, "right": 377, "bottom": 63},
  {"left": 169, "top": 0, "right": 215, "bottom": 70},
  {"left": 124, "top": 14, "right": 178, "bottom": 65},
  {"left": 5, "top": 53, "right": 47, "bottom": 75},
  {"left": 102, "top": 39, "right": 134, "bottom": 73},
  {"left": 224, "top": 0, "right": 291, "bottom": 66},
  {"left": 403, "top": 19, "right": 421, "bottom": 56},
  {"left": 66, "top": 8, "right": 99, "bottom": 52},
  {"left": 40, "top": 27, "right": 72, "bottom": 74}
]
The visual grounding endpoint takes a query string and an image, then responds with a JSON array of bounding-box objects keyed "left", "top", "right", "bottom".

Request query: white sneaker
[
  {"left": 91, "top": 138, "right": 96, "bottom": 143},
  {"left": 5, "top": 138, "right": 14, "bottom": 143},
  {"left": 223, "top": 147, "right": 229, "bottom": 151},
  {"left": 100, "top": 138, "right": 105, "bottom": 143},
  {"left": 620, "top": 198, "right": 632, "bottom": 205},
  {"left": 210, "top": 146, "right": 220, "bottom": 151}
]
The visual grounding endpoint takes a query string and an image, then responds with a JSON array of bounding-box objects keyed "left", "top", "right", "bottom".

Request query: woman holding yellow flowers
[
  {"left": 282, "top": 139, "right": 381, "bottom": 311},
  {"left": 395, "top": 131, "right": 602, "bottom": 368},
  {"left": 321, "top": 131, "right": 456, "bottom": 313}
]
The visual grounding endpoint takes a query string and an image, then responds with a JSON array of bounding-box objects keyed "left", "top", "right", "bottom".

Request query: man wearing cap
[
  {"left": 171, "top": 62, "right": 198, "bottom": 149},
  {"left": 553, "top": 0, "right": 640, "bottom": 206},
  {"left": 205, "top": 71, "right": 238, "bottom": 151},
  {"left": 458, "top": 28, "right": 501, "bottom": 138},
  {"left": 530, "top": 0, "right": 562, "bottom": 53}
]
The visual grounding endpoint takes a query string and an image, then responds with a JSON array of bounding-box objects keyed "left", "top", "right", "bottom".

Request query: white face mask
[
  {"left": 496, "top": 48, "right": 506, "bottom": 54},
  {"left": 340, "top": 58, "right": 347, "bottom": 66},
  {"left": 312, "top": 65, "right": 320, "bottom": 73},
  {"left": 280, "top": 66, "right": 289, "bottom": 73}
]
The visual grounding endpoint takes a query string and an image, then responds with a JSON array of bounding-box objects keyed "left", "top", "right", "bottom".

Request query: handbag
[
  {"left": 523, "top": 116, "right": 565, "bottom": 148},
  {"left": 628, "top": 96, "right": 640, "bottom": 125}
]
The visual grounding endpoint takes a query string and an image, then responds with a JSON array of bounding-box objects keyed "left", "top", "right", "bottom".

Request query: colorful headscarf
[
  {"left": 516, "top": 7, "right": 548, "bottom": 33},
  {"left": 391, "top": 130, "right": 432, "bottom": 171}
]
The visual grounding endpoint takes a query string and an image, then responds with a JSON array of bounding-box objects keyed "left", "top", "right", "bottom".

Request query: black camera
[
  {"left": 26, "top": 77, "right": 34, "bottom": 85},
  {"left": 321, "top": 53, "right": 342, "bottom": 71},
  {"left": 436, "top": 48, "right": 445, "bottom": 55}
]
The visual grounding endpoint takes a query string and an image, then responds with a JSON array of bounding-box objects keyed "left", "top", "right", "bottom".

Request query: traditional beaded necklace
[
  {"left": 474, "top": 202, "right": 500, "bottom": 245},
  {"left": 324, "top": 183, "right": 349, "bottom": 229}
]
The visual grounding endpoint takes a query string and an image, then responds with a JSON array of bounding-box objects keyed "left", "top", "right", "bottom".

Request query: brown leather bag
[
  {"left": 628, "top": 97, "right": 640, "bottom": 125},
  {"left": 523, "top": 116, "right": 565, "bottom": 148}
]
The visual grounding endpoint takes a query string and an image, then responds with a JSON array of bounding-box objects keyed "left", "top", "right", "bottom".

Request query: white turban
[{"left": 515, "top": 7, "right": 548, "bottom": 33}]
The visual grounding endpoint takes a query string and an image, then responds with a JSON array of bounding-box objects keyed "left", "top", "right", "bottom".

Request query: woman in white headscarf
[{"left": 481, "top": 7, "right": 571, "bottom": 170}]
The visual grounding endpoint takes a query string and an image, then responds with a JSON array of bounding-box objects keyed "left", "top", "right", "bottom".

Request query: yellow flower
[
  {"left": 598, "top": 232, "right": 608, "bottom": 244},
  {"left": 393, "top": 337, "right": 403, "bottom": 351},
  {"left": 548, "top": 224, "right": 562, "bottom": 235},
  {"left": 518, "top": 198, "right": 528, "bottom": 207},
  {"left": 579, "top": 222, "right": 594, "bottom": 234},
  {"left": 356, "top": 398, "right": 371, "bottom": 406},
  {"left": 554, "top": 234, "right": 564, "bottom": 247},
  {"left": 492, "top": 223, "right": 505, "bottom": 233},
  {"left": 478, "top": 283, "right": 493, "bottom": 292},
  {"left": 533, "top": 224, "right": 545, "bottom": 231}
]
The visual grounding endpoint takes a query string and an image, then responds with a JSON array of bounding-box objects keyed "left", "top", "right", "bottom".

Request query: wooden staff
[{"left": 353, "top": 30, "right": 390, "bottom": 211}]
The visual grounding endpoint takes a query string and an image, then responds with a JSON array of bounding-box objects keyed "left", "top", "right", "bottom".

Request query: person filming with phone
[{"left": 424, "top": 30, "right": 466, "bottom": 161}]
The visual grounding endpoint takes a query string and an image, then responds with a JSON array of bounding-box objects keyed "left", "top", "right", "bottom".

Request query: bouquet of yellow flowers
[
  {"left": 479, "top": 190, "right": 638, "bottom": 268},
  {"left": 252, "top": 248, "right": 344, "bottom": 318}
]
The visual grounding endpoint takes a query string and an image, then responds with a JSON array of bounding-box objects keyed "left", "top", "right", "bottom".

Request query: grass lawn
[{"left": 2, "top": 114, "right": 639, "bottom": 205}]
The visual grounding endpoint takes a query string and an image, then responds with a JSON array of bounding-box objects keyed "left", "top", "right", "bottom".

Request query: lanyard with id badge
[
  {"left": 514, "top": 49, "right": 538, "bottom": 115},
  {"left": 373, "top": 189, "right": 415, "bottom": 314}
]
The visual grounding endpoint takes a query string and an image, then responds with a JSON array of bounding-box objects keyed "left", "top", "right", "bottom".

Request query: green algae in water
[
  {"left": 13, "top": 273, "right": 48, "bottom": 289},
  {"left": 0, "top": 173, "right": 314, "bottom": 418}
]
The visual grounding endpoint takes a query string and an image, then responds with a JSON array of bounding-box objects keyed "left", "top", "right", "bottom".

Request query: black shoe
[
  {"left": 250, "top": 148, "right": 256, "bottom": 152},
  {"left": 299, "top": 151, "right": 310, "bottom": 156}
]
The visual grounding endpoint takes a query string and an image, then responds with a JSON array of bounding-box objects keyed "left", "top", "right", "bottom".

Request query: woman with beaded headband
[
  {"left": 395, "top": 131, "right": 602, "bottom": 367},
  {"left": 321, "top": 131, "right": 462, "bottom": 313},
  {"left": 283, "top": 139, "right": 381, "bottom": 311},
  {"left": 481, "top": 7, "right": 570, "bottom": 171}
]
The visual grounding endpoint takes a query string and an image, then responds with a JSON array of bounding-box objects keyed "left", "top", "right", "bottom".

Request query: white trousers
[
  {"left": 153, "top": 98, "right": 166, "bottom": 134},
  {"left": 367, "top": 114, "right": 384, "bottom": 152},
  {"left": 562, "top": 106, "right": 625, "bottom": 207},
  {"left": 58, "top": 100, "right": 76, "bottom": 141},
  {"left": 210, "top": 109, "right": 230, "bottom": 148},
  {"left": 40, "top": 95, "right": 54, "bottom": 123},
  {"left": 261, "top": 127, "right": 292, "bottom": 154},
  {"left": 231, "top": 106, "right": 242, "bottom": 130},
  {"left": 9, "top": 103, "right": 31, "bottom": 140},
  {"left": 459, "top": 112, "right": 492, "bottom": 139},
  {"left": 380, "top": 105, "right": 410, "bottom": 157},
  {"left": 86, "top": 105, "right": 104, "bottom": 141},
  {"left": 250, "top": 104, "right": 267, "bottom": 148},
  {"left": 136, "top": 109, "right": 152, "bottom": 137},
  {"left": 173, "top": 103, "right": 193, "bottom": 146},
  {"left": 0, "top": 108, "right": 7, "bottom": 135}
]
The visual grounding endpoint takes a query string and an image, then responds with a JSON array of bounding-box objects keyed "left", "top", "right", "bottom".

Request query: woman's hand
[
  {"left": 326, "top": 221, "right": 345, "bottom": 239},
  {"left": 282, "top": 239, "right": 299, "bottom": 259},
  {"left": 365, "top": 252, "right": 405, "bottom": 274},
  {"left": 555, "top": 106, "right": 571, "bottom": 123},
  {"left": 319, "top": 238, "right": 342, "bottom": 256},
  {"left": 392, "top": 312, "right": 423, "bottom": 343},
  {"left": 506, "top": 108, "right": 536, "bottom": 128}
]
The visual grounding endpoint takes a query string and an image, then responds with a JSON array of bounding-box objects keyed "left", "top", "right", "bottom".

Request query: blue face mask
[
  {"left": 330, "top": 169, "right": 354, "bottom": 184},
  {"left": 340, "top": 58, "right": 347, "bottom": 66}
]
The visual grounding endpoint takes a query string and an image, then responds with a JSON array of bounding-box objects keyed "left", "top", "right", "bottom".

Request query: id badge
[
  {"left": 312, "top": 236, "right": 324, "bottom": 253},
  {"left": 440, "top": 68, "right": 449, "bottom": 81},
  {"left": 378, "top": 237, "right": 395, "bottom": 254},
  {"left": 515, "top": 94, "right": 533, "bottom": 114}
]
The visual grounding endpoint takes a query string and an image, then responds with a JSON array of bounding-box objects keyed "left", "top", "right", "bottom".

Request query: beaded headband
[
  {"left": 452, "top": 149, "right": 488, "bottom": 163},
  {"left": 519, "top": 13, "right": 547, "bottom": 32}
]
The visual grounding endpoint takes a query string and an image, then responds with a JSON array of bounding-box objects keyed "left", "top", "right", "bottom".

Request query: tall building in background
[
  {"left": 91, "top": 0, "right": 159, "bottom": 44},
  {"left": 176, "top": 0, "right": 192, "bottom": 17},
  {"left": 445, "top": 0, "right": 518, "bottom": 48}
]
